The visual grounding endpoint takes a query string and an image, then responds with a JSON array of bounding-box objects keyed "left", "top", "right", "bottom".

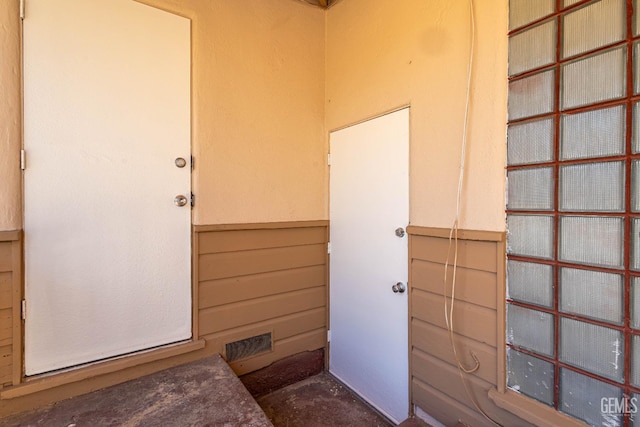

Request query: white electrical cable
[{"left": 442, "top": 1, "right": 503, "bottom": 425}]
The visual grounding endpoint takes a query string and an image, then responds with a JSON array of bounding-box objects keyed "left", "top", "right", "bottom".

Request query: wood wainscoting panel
[
  {"left": 0, "top": 231, "right": 21, "bottom": 389},
  {"left": 408, "top": 227, "right": 533, "bottom": 427},
  {"left": 0, "top": 244, "right": 12, "bottom": 272},
  {"left": 196, "top": 221, "right": 329, "bottom": 376},
  {"left": 0, "top": 222, "right": 327, "bottom": 418}
]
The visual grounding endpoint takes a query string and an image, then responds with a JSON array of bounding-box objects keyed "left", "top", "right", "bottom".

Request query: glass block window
[
  {"left": 562, "top": 0, "right": 625, "bottom": 59},
  {"left": 507, "top": 1, "right": 640, "bottom": 424}
]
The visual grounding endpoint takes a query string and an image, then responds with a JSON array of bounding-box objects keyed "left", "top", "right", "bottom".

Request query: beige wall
[
  {"left": 326, "top": 0, "right": 508, "bottom": 232},
  {"left": 2, "top": 0, "right": 507, "bottom": 231},
  {"left": 0, "top": 0, "right": 326, "bottom": 231},
  {"left": 186, "top": 0, "right": 326, "bottom": 224},
  {"left": 0, "top": 2, "right": 22, "bottom": 231}
]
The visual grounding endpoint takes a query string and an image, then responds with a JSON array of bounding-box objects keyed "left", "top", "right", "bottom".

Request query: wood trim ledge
[
  {"left": 407, "top": 225, "right": 505, "bottom": 242},
  {"left": 194, "top": 220, "right": 329, "bottom": 232},
  {"left": 488, "top": 388, "right": 588, "bottom": 427},
  {"left": 0, "top": 231, "right": 21, "bottom": 242},
  {"left": 1, "top": 339, "right": 205, "bottom": 400}
]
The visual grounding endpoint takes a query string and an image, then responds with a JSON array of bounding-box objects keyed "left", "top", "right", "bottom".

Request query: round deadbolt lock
[
  {"left": 175, "top": 157, "right": 187, "bottom": 168},
  {"left": 174, "top": 195, "right": 188, "bottom": 207}
]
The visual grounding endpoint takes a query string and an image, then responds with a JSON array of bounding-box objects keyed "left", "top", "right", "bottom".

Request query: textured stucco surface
[
  {"left": 326, "top": 0, "right": 508, "bottom": 231},
  {"left": 140, "top": 0, "right": 327, "bottom": 225},
  {"left": 0, "top": 1, "right": 22, "bottom": 231},
  {"left": 1, "top": 0, "right": 507, "bottom": 231},
  {"left": 0, "top": 0, "right": 326, "bottom": 230}
]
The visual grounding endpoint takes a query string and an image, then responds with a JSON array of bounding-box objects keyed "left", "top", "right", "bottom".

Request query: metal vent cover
[{"left": 225, "top": 332, "right": 272, "bottom": 362}]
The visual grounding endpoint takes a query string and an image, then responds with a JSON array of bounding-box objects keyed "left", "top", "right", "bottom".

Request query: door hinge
[
  {"left": 190, "top": 192, "right": 195, "bottom": 208},
  {"left": 327, "top": 330, "right": 331, "bottom": 343},
  {"left": 327, "top": 242, "right": 331, "bottom": 254},
  {"left": 20, "top": 149, "right": 26, "bottom": 170},
  {"left": 20, "top": 0, "right": 25, "bottom": 20},
  {"left": 21, "top": 300, "right": 26, "bottom": 320},
  {"left": 327, "top": 153, "right": 331, "bottom": 166},
  {"left": 190, "top": 155, "right": 195, "bottom": 171}
]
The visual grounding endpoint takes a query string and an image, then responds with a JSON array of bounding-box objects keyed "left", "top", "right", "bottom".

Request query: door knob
[
  {"left": 395, "top": 227, "right": 405, "bottom": 238},
  {"left": 174, "top": 195, "right": 188, "bottom": 207},
  {"left": 175, "top": 157, "right": 187, "bottom": 168},
  {"left": 392, "top": 282, "right": 406, "bottom": 294}
]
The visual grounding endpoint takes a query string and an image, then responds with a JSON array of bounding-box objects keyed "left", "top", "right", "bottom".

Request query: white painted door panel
[
  {"left": 329, "top": 108, "right": 409, "bottom": 423},
  {"left": 23, "top": 0, "right": 191, "bottom": 375}
]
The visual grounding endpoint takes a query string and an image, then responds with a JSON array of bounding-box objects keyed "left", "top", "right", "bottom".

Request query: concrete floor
[
  {"left": 257, "top": 372, "right": 392, "bottom": 427},
  {"left": 1, "top": 356, "right": 434, "bottom": 427},
  {"left": 1, "top": 355, "right": 272, "bottom": 427},
  {"left": 257, "top": 372, "right": 432, "bottom": 427}
]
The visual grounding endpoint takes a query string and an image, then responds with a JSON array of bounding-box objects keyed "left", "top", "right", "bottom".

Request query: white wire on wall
[{"left": 442, "top": 1, "right": 502, "bottom": 425}]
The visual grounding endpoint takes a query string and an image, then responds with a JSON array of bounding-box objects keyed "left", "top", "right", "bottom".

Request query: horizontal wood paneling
[
  {"left": 271, "top": 308, "right": 326, "bottom": 341},
  {"left": 412, "top": 259, "right": 496, "bottom": 309},
  {"left": 412, "top": 235, "right": 497, "bottom": 273},
  {"left": 199, "top": 243, "right": 326, "bottom": 281},
  {"left": 0, "top": 308, "right": 11, "bottom": 347},
  {"left": 413, "top": 378, "right": 497, "bottom": 427},
  {"left": 0, "top": 243, "right": 12, "bottom": 273},
  {"left": 409, "top": 227, "right": 531, "bottom": 426},
  {"left": 204, "top": 307, "right": 325, "bottom": 343},
  {"left": 0, "top": 272, "right": 12, "bottom": 310},
  {"left": 0, "top": 237, "right": 19, "bottom": 389},
  {"left": 200, "top": 265, "right": 325, "bottom": 308},
  {"left": 197, "top": 223, "right": 328, "bottom": 375},
  {"left": 199, "top": 286, "right": 326, "bottom": 335},
  {"left": 194, "top": 220, "right": 328, "bottom": 233},
  {"left": 412, "top": 289, "right": 496, "bottom": 347},
  {"left": 413, "top": 348, "right": 494, "bottom": 413},
  {"left": 0, "top": 343, "right": 12, "bottom": 386},
  {"left": 407, "top": 226, "right": 505, "bottom": 242},
  {"left": 199, "top": 227, "right": 327, "bottom": 254},
  {"left": 0, "top": 345, "right": 12, "bottom": 368},
  {"left": 412, "top": 318, "right": 496, "bottom": 385},
  {"left": 412, "top": 349, "right": 530, "bottom": 427}
]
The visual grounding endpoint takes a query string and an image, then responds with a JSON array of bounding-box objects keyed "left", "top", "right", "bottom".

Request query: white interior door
[
  {"left": 23, "top": 0, "right": 192, "bottom": 375},
  {"left": 329, "top": 108, "right": 410, "bottom": 423}
]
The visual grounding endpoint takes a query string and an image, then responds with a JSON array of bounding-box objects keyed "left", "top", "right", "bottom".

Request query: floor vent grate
[{"left": 225, "top": 332, "right": 272, "bottom": 362}]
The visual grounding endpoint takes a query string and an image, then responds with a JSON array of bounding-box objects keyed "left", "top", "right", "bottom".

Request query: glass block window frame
[{"left": 507, "top": 1, "right": 640, "bottom": 425}]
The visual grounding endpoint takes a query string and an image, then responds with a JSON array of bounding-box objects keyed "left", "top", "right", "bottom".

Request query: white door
[
  {"left": 329, "top": 108, "right": 410, "bottom": 423},
  {"left": 23, "top": 0, "right": 192, "bottom": 375}
]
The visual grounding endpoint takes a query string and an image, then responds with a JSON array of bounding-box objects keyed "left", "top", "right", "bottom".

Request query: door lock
[
  {"left": 174, "top": 195, "right": 188, "bottom": 207},
  {"left": 395, "top": 227, "right": 405, "bottom": 238},
  {"left": 175, "top": 157, "right": 187, "bottom": 168},
  {"left": 392, "top": 282, "right": 406, "bottom": 294}
]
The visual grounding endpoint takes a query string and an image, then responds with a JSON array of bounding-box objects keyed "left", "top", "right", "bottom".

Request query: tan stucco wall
[
  {"left": 1, "top": 0, "right": 506, "bottom": 231},
  {"left": 0, "top": 2, "right": 22, "bottom": 231},
  {"left": 326, "top": 0, "right": 508, "bottom": 232},
  {"left": 186, "top": 0, "right": 326, "bottom": 224},
  {"left": 0, "top": 0, "right": 326, "bottom": 230}
]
